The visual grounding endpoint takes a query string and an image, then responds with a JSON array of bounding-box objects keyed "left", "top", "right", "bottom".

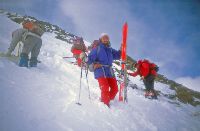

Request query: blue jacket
[{"left": 87, "top": 43, "right": 121, "bottom": 79}]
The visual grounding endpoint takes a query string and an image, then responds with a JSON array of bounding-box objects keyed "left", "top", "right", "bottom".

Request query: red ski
[{"left": 119, "top": 22, "right": 128, "bottom": 102}]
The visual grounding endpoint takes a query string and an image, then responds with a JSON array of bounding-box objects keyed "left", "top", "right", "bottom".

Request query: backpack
[
  {"left": 32, "top": 26, "right": 45, "bottom": 36},
  {"left": 91, "top": 40, "right": 100, "bottom": 49},
  {"left": 150, "top": 63, "right": 159, "bottom": 72},
  {"left": 22, "top": 21, "right": 34, "bottom": 30},
  {"left": 88, "top": 45, "right": 101, "bottom": 72},
  {"left": 139, "top": 60, "right": 159, "bottom": 77},
  {"left": 141, "top": 59, "right": 159, "bottom": 72},
  {"left": 23, "top": 21, "right": 44, "bottom": 37},
  {"left": 71, "top": 37, "right": 87, "bottom": 52},
  {"left": 88, "top": 40, "right": 100, "bottom": 51}
]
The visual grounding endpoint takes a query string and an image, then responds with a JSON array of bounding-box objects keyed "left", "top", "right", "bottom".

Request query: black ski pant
[{"left": 143, "top": 75, "right": 155, "bottom": 91}]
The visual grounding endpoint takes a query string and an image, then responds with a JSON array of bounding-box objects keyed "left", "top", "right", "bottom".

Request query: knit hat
[{"left": 100, "top": 33, "right": 109, "bottom": 39}]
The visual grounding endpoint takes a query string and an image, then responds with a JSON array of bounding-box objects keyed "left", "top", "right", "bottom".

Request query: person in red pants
[
  {"left": 80, "top": 33, "right": 121, "bottom": 107},
  {"left": 71, "top": 37, "right": 87, "bottom": 67},
  {"left": 97, "top": 77, "right": 119, "bottom": 105},
  {"left": 71, "top": 48, "right": 83, "bottom": 66},
  {"left": 129, "top": 59, "right": 159, "bottom": 99}
]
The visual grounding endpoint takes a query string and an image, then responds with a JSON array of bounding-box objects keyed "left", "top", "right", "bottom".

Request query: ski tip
[
  {"left": 124, "top": 22, "right": 128, "bottom": 26},
  {"left": 145, "top": 95, "right": 158, "bottom": 100},
  {"left": 76, "top": 102, "right": 82, "bottom": 106},
  {"left": 123, "top": 22, "right": 128, "bottom": 33}
]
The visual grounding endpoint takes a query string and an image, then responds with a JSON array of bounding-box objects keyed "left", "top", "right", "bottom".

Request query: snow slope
[{"left": 0, "top": 15, "right": 200, "bottom": 131}]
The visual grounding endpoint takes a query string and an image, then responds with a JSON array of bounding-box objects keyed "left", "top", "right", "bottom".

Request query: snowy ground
[{"left": 0, "top": 15, "right": 200, "bottom": 131}]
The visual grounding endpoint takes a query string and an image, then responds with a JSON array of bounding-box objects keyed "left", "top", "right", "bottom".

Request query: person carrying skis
[
  {"left": 80, "top": 33, "right": 121, "bottom": 107},
  {"left": 6, "top": 21, "right": 34, "bottom": 56},
  {"left": 19, "top": 21, "right": 44, "bottom": 67},
  {"left": 129, "top": 59, "right": 158, "bottom": 98},
  {"left": 71, "top": 37, "right": 87, "bottom": 67}
]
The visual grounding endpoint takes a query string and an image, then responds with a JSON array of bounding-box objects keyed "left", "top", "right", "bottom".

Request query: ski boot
[
  {"left": 145, "top": 90, "right": 150, "bottom": 98},
  {"left": 29, "top": 57, "right": 38, "bottom": 67},
  {"left": 145, "top": 90, "right": 157, "bottom": 99},
  {"left": 19, "top": 53, "right": 28, "bottom": 67},
  {"left": 150, "top": 90, "right": 158, "bottom": 99}
]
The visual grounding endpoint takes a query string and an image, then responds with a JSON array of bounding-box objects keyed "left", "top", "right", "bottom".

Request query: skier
[
  {"left": 129, "top": 59, "right": 158, "bottom": 98},
  {"left": 5, "top": 21, "right": 34, "bottom": 56},
  {"left": 71, "top": 37, "right": 87, "bottom": 67},
  {"left": 19, "top": 21, "right": 44, "bottom": 67},
  {"left": 80, "top": 33, "right": 121, "bottom": 107}
]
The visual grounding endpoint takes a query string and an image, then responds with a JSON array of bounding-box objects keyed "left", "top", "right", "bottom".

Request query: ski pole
[
  {"left": 85, "top": 66, "right": 91, "bottom": 100},
  {"left": 63, "top": 56, "right": 75, "bottom": 59},
  {"left": 76, "top": 62, "right": 83, "bottom": 105}
]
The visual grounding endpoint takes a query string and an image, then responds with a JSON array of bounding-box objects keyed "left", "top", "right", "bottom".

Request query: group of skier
[
  {"left": 71, "top": 33, "right": 158, "bottom": 106},
  {"left": 5, "top": 21, "right": 158, "bottom": 107}
]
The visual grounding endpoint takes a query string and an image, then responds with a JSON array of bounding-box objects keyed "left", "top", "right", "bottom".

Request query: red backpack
[
  {"left": 150, "top": 63, "right": 159, "bottom": 72},
  {"left": 139, "top": 60, "right": 150, "bottom": 77},
  {"left": 139, "top": 59, "right": 159, "bottom": 77}
]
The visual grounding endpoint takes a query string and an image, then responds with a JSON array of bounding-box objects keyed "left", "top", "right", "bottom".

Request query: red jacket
[
  {"left": 71, "top": 48, "right": 83, "bottom": 67},
  {"left": 129, "top": 60, "right": 157, "bottom": 77},
  {"left": 71, "top": 48, "right": 82, "bottom": 56}
]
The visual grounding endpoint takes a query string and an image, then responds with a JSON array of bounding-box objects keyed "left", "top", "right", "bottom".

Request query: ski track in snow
[{"left": 0, "top": 15, "right": 200, "bottom": 131}]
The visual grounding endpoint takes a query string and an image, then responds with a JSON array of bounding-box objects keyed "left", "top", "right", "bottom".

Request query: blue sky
[{"left": 0, "top": 0, "right": 200, "bottom": 80}]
